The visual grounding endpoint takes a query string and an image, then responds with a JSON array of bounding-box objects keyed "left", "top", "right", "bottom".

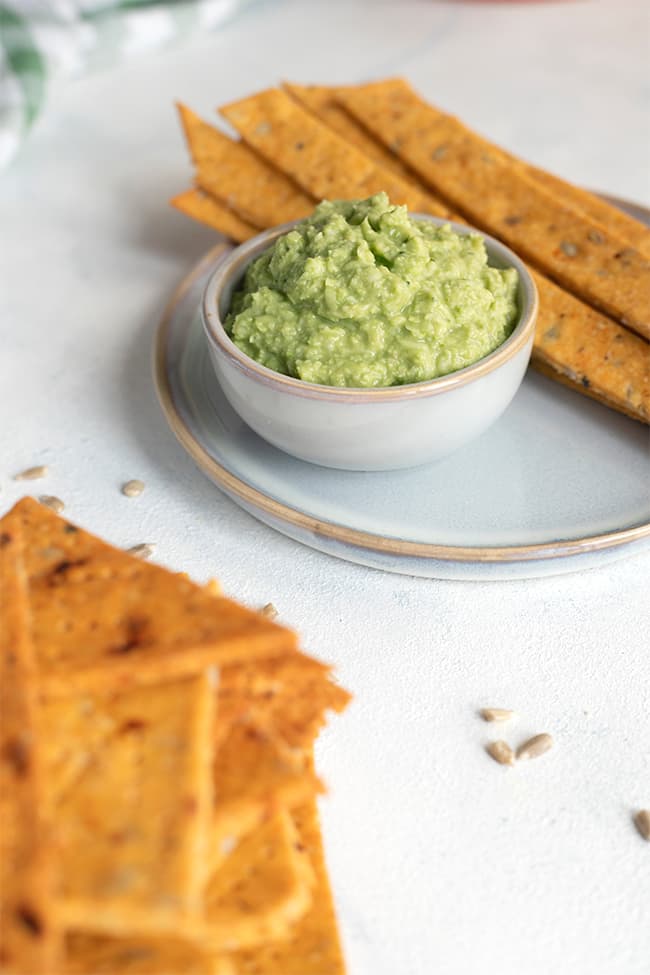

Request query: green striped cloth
[{"left": 0, "top": 0, "right": 254, "bottom": 167}]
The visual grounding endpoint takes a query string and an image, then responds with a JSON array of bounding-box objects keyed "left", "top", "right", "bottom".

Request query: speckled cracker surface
[
  {"left": 532, "top": 272, "right": 649, "bottom": 422},
  {"left": 283, "top": 82, "right": 417, "bottom": 184},
  {"left": 63, "top": 933, "right": 234, "bottom": 975},
  {"left": 202, "top": 811, "right": 314, "bottom": 951},
  {"left": 44, "top": 674, "right": 214, "bottom": 935},
  {"left": 9, "top": 498, "right": 297, "bottom": 696},
  {"left": 177, "top": 103, "right": 314, "bottom": 227},
  {"left": 230, "top": 799, "right": 346, "bottom": 975},
  {"left": 170, "top": 189, "right": 257, "bottom": 243},
  {"left": 210, "top": 720, "right": 322, "bottom": 870},
  {"left": 337, "top": 79, "right": 650, "bottom": 339},
  {"left": 218, "top": 654, "right": 350, "bottom": 752},
  {"left": 0, "top": 524, "right": 60, "bottom": 975},
  {"left": 219, "top": 87, "right": 449, "bottom": 219},
  {"left": 522, "top": 162, "right": 650, "bottom": 260}
]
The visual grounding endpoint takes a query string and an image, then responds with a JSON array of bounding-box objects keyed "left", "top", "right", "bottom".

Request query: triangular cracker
[{"left": 1, "top": 498, "right": 297, "bottom": 697}]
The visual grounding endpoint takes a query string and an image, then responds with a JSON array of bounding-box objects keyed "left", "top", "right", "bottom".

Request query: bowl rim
[{"left": 201, "top": 214, "right": 538, "bottom": 402}]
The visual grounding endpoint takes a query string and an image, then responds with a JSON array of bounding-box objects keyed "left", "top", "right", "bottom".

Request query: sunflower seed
[
  {"left": 480, "top": 708, "right": 516, "bottom": 723},
  {"left": 260, "top": 602, "right": 278, "bottom": 620},
  {"left": 14, "top": 465, "right": 49, "bottom": 481},
  {"left": 486, "top": 741, "right": 515, "bottom": 766},
  {"left": 127, "top": 543, "right": 155, "bottom": 560},
  {"left": 39, "top": 496, "right": 65, "bottom": 514},
  {"left": 516, "top": 733, "right": 553, "bottom": 761},
  {"left": 560, "top": 241, "right": 578, "bottom": 257},
  {"left": 633, "top": 809, "right": 650, "bottom": 841},
  {"left": 121, "top": 479, "right": 145, "bottom": 498}
]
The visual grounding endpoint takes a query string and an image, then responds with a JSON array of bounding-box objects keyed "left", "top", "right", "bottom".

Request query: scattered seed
[
  {"left": 560, "top": 241, "right": 578, "bottom": 257},
  {"left": 39, "top": 496, "right": 65, "bottom": 514},
  {"left": 14, "top": 465, "right": 48, "bottom": 481},
  {"left": 516, "top": 732, "right": 553, "bottom": 761},
  {"left": 260, "top": 602, "right": 278, "bottom": 620},
  {"left": 588, "top": 229, "right": 605, "bottom": 244},
  {"left": 127, "top": 543, "right": 155, "bottom": 560},
  {"left": 486, "top": 740, "right": 515, "bottom": 766},
  {"left": 633, "top": 809, "right": 650, "bottom": 841},
  {"left": 121, "top": 479, "right": 145, "bottom": 498},
  {"left": 431, "top": 145, "right": 447, "bottom": 160},
  {"left": 480, "top": 708, "right": 516, "bottom": 723}
]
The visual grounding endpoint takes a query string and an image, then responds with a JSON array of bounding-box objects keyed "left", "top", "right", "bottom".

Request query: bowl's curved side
[{"left": 201, "top": 215, "right": 538, "bottom": 404}]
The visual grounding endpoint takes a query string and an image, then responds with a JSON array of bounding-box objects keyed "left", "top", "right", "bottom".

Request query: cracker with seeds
[
  {"left": 63, "top": 933, "right": 234, "bottom": 975},
  {"left": 177, "top": 103, "right": 314, "bottom": 227},
  {"left": 337, "top": 79, "right": 650, "bottom": 339},
  {"left": 230, "top": 797, "right": 346, "bottom": 975},
  {"left": 0, "top": 526, "right": 61, "bottom": 975},
  {"left": 203, "top": 810, "right": 314, "bottom": 951},
  {"left": 170, "top": 189, "right": 257, "bottom": 243},
  {"left": 3, "top": 498, "right": 297, "bottom": 697},
  {"left": 219, "top": 87, "right": 450, "bottom": 219},
  {"left": 44, "top": 673, "right": 214, "bottom": 935}
]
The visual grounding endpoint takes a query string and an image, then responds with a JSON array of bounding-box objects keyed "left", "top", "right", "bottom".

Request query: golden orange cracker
[
  {"left": 337, "top": 79, "right": 650, "bottom": 339},
  {"left": 44, "top": 673, "right": 215, "bottom": 935},
  {"left": 4, "top": 498, "right": 297, "bottom": 697},
  {"left": 522, "top": 163, "right": 650, "bottom": 260},
  {"left": 0, "top": 526, "right": 61, "bottom": 975},
  {"left": 532, "top": 272, "right": 649, "bottom": 423},
  {"left": 231, "top": 798, "right": 346, "bottom": 975},
  {"left": 219, "top": 87, "right": 450, "bottom": 219},
  {"left": 211, "top": 721, "right": 322, "bottom": 870},
  {"left": 283, "top": 82, "right": 418, "bottom": 184},
  {"left": 202, "top": 810, "right": 314, "bottom": 951},
  {"left": 177, "top": 103, "right": 314, "bottom": 227},
  {"left": 171, "top": 189, "right": 258, "bottom": 243},
  {"left": 64, "top": 933, "right": 234, "bottom": 975}
]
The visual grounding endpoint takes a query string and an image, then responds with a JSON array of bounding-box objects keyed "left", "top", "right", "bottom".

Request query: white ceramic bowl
[{"left": 201, "top": 216, "right": 538, "bottom": 471}]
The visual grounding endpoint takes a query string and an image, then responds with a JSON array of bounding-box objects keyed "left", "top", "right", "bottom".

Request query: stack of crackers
[
  {"left": 0, "top": 497, "right": 350, "bottom": 975},
  {"left": 171, "top": 78, "right": 649, "bottom": 424}
]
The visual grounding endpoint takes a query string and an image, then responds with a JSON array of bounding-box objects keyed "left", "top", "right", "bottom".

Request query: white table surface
[{"left": 1, "top": 2, "right": 649, "bottom": 973}]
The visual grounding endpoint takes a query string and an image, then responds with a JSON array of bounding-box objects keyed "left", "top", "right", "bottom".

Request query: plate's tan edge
[{"left": 153, "top": 234, "right": 650, "bottom": 566}]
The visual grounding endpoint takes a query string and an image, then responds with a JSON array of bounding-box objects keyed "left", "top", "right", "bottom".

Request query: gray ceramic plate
[{"left": 154, "top": 196, "right": 650, "bottom": 580}]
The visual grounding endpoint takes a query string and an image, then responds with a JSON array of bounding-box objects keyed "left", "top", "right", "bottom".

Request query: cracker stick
[
  {"left": 337, "top": 79, "right": 650, "bottom": 339},
  {"left": 0, "top": 527, "right": 61, "bottom": 975},
  {"left": 231, "top": 797, "right": 346, "bottom": 975},
  {"left": 531, "top": 271, "right": 649, "bottom": 422},
  {"left": 170, "top": 189, "right": 257, "bottom": 243},
  {"left": 44, "top": 673, "right": 214, "bottom": 935},
  {"left": 522, "top": 163, "right": 650, "bottom": 260},
  {"left": 3, "top": 498, "right": 297, "bottom": 697},
  {"left": 283, "top": 82, "right": 418, "bottom": 184},
  {"left": 177, "top": 103, "right": 314, "bottom": 227},
  {"left": 219, "top": 87, "right": 451, "bottom": 219}
]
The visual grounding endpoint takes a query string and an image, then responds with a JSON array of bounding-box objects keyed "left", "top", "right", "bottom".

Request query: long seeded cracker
[
  {"left": 531, "top": 271, "right": 649, "bottom": 422},
  {"left": 177, "top": 103, "right": 314, "bottom": 227},
  {"left": 170, "top": 189, "right": 258, "bottom": 243},
  {"left": 0, "top": 527, "right": 60, "bottom": 975},
  {"left": 202, "top": 810, "right": 314, "bottom": 951},
  {"left": 3, "top": 498, "right": 297, "bottom": 697},
  {"left": 522, "top": 162, "right": 650, "bottom": 260},
  {"left": 283, "top": 82, "right": 418, "bottom": 184},
  {"left": 336, "top": 79, "right": 650, "bottom": 339},
  {"left": 230, "top": 798, "right": 346, "bottom": 975},
  {"left": 219, "top": 87, "right": 450, "bottom": 219},
  {"left": 44, "top": 674, "right": 214, "bottom": 935}
]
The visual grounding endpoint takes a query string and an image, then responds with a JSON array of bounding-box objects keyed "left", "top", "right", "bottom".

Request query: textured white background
[{"left": 1, "top": 2, "right": 649, "bottom": 973}]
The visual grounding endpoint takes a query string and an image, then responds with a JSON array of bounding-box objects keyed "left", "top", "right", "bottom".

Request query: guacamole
[{"left": 225, "top": 193, "right": 519, "bottom": 388}]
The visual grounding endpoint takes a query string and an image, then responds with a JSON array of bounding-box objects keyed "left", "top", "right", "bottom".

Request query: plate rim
[{"left": 153, "top": 203, "right": 650, "bottom": 566}]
